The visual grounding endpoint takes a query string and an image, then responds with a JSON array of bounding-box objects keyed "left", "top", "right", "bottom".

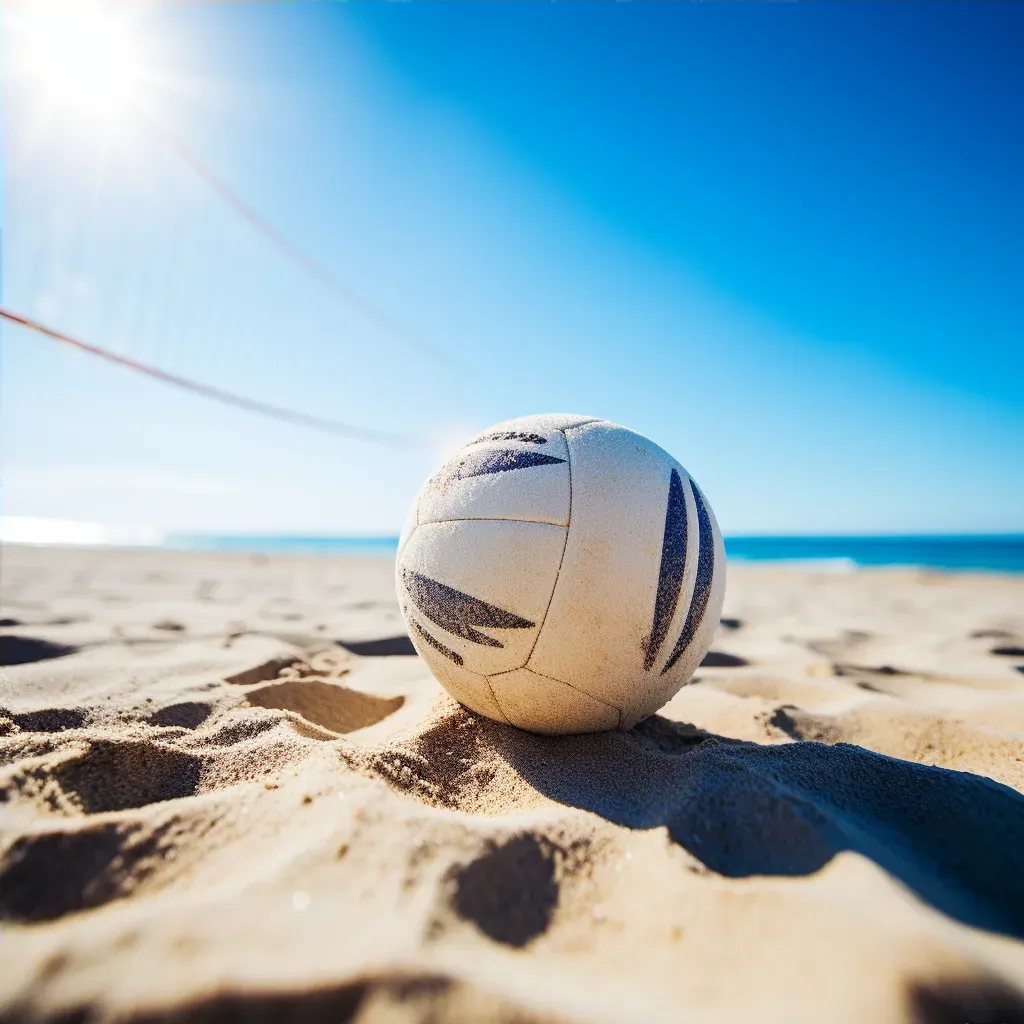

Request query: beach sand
[{"left": 2, "top": 545, "right": 1024, "bottom": 1023}]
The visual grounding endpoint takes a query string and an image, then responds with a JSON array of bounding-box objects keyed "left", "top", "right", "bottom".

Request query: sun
[{"left": 5, "top": 0, "right": 149, "bottom": 120}]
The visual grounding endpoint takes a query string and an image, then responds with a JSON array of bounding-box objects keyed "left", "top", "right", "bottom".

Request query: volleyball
[{"left": 396, "top": 414, "right": 726, "bottom": 735}]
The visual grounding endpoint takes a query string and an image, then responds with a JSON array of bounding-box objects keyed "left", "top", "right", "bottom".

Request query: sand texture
[{"left": 2, "top": 546, "right": 1024, "bottom": 1023}]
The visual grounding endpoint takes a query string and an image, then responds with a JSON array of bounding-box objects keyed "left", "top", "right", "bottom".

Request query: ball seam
[
  {"left": 489, "top": 666, "right": 623, "bottom": 730},
  {"left": 482, "top": 675, "right": 511, "bottom": 725},
  {"left": 521, "top": 428, "right": 574, "bottom": 672},
  {"left": 517, "top": 423, "right": 626, "bottom": 725}
]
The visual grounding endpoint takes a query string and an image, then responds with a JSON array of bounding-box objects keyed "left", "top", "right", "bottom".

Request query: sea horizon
[
  {"left": 163, "top": 533, "right": 1024, "bottom": 573},
  {"left": 4, "top": 518, "right": 1021, "bottom": 573}
]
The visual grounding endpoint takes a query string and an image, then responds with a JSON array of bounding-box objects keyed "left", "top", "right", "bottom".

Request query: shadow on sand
[{"left": 468, "top": 715, "right": 1024, "bottom": 942}]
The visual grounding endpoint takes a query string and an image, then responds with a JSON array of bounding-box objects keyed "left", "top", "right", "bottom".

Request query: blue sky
[{"left": 2, "top": 1, "right": 1022, "bottom": 536}]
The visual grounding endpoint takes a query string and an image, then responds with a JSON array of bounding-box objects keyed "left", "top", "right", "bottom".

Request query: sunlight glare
[{"left": 10, "top": 0, "right": 148, "bottom": 119}]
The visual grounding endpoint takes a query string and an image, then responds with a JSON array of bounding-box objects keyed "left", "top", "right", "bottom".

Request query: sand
[{"left": 2, "top": 545, "right": 1024, "bottom": 1023}]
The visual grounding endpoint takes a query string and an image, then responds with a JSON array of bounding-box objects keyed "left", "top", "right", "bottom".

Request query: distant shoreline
[
  {"left": 62, "top": 532, "right": 1024, "bottom": 574},
  {"left": 4, "top": 519, "right": 1022, "bottom": 573}
]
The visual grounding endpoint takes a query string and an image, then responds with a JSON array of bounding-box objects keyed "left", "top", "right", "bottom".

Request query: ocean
[{"left": 163, "top": 533, "right": 1024, "bottom": 574}]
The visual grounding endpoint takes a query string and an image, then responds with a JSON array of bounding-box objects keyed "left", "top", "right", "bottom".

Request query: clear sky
[{"left": 2, "top": 1, "right": 1022, "bottom": 536}]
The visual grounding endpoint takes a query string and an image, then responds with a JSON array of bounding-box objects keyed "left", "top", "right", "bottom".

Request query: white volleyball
[{"left": 396, "top": 414, "right": 726, "bottom": 735}]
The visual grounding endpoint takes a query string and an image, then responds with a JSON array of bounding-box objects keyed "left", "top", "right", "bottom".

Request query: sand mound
[
  {"left": 349, "top": 703, "right": 1024, "bottom": 940},
  {"left": 2, "top": 546, "right": 1024, "bottom": 1023}
]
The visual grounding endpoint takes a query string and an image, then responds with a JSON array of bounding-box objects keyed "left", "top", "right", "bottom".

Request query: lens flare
[{"left": 7, "top": 0, "right": 148, "bottom": 119}]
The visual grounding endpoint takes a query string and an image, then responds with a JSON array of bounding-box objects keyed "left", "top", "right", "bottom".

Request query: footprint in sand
[
  {"left": 766, "top": 704, "right": 843, "bottom": 743},
  {"left": 147, "top": 702, "right": 214, "bottom": 730},
  {"left": 338, "top": 636, "right": 417, "bottom": 657},
  {"left": 244, "top": 680, "right": 403, "bottom": 736},
  {"left": 0, "top": 635, "right": 79, "bottom": 666},
  {"left": 224, "top": 655, "right": 303, "bottom": 686},
  {"left": 152, "top": 619, "right": 186, "bottom": 632},
  {"left": 699, "top": 651, "right": 750, "bottom": 668},
  {"left": 0, "top": 819, "right": 171, "bottom": 923},
  {"left": 6, "top": 707, "right": 87, "bottom": 733},
  {"left": 50, "top": 740, "right": 202, "bottom": 814},
  {"left": 451, "top": 834, "right": 560, "bottom": 947},
  {"left": 910, "top": 977, "right": 1024, "bottom": 1024}
]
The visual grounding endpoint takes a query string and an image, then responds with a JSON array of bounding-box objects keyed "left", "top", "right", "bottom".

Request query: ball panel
[
  {"left": 528, "top": 421, "right": 699, "bottom": 715},
  {"left": 398, "top": 519, "right": 566, "bottom": 676},
  {"left": 418, "top": 429, "right": 571, "bottom": 527},
  {"left": 488, "top": 667, "right": 620, "bottom": 735},
  {"left": 424, "top": 657, "right": 508, "bottom": 723}
]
